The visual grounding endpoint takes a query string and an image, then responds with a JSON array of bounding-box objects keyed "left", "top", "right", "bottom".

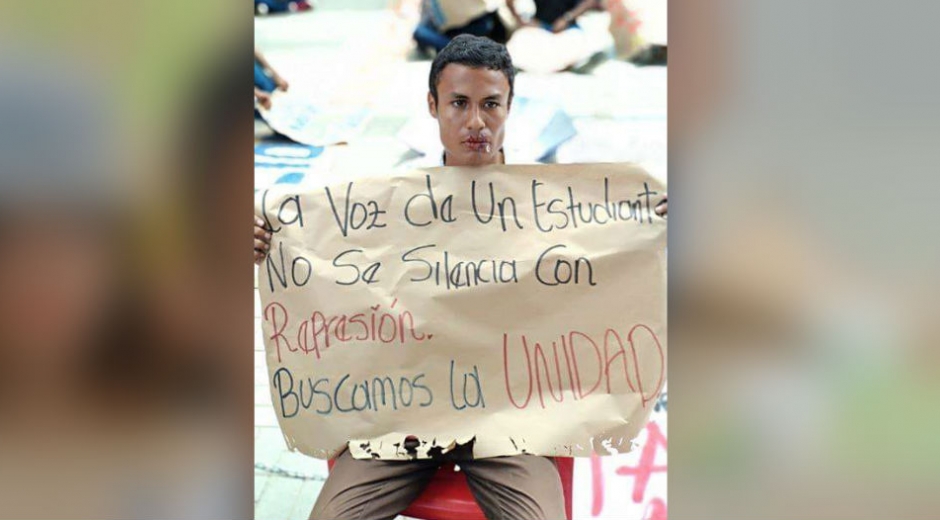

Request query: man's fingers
[
  {"left": 654, "top": 198, "right": 667, "bottom": 217},
  {"left": 255, "top": 217, "right": 273, "bottom": 241},
  {"left": 254, "top": 226, "right": 271, "bottom": 240},
  {"left": 254, "top": 216, "right": 271, "bottom": 266}
]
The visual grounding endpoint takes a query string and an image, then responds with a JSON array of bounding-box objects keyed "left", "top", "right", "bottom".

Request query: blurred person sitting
[
  {"left": 507, "top": 0, "right": 599, "bottom": 33},
  {"left": 413, "top": 0, "right": 507, "bottom": 54},
  {"left": 254, "top": 48, "right": 289, "bottom": 110}
]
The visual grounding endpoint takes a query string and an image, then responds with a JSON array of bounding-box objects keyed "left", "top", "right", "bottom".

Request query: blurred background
[
  {"left": 0, "top": 1, "right": 254, "bottom": 519},
  {"left": 252, "top": 1, "right": 667, "bottom": 519},
  {"left": 670, "top": 0, "right": 940, "bottom": 518}
]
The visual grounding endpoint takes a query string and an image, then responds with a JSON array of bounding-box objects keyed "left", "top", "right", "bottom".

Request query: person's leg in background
[
  {"left": 445, "top": 11, "right": 497, "bottom": 41},
  {"left": 460, "top": 455, "right": 566, "bottom": 520},
  {"left": 413, "top": 21, "right": 454, "bottom": 53},
  {"left": 254, "top": 59, "right": 277, "bottom": 118},
  {"left": 415, "top": 11, "right": 505, "bottom": 54},
  {"left": 254, "top": 59, "right": 277, "bottom": 93},
  {"left": 309, "top": 449, "right": 440, "bottom": 520}
]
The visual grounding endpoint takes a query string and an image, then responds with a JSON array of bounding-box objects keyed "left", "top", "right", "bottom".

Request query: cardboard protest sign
[{"left": 255, "top": 163, "right": 666, "bottom": 460}]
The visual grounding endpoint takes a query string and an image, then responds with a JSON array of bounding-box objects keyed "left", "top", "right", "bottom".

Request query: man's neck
[{"left": 443, "top": 149, "right": 506, "bottom": 167}]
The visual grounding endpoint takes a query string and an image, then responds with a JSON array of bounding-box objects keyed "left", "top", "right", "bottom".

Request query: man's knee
[{"left": 465, "top": 455, "right": 566, "bottom": 520}]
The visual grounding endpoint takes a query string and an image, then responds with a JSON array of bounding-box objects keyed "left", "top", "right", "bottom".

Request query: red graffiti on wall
[
  {"left": 591, "top": 420, "right": 667, "bottom": 517},
  {"left": 643, "top": 497, "right": 667, "bottom": 520}
]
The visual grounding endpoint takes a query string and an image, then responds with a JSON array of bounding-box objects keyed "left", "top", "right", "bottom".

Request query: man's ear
[
  {"left": 427, "top": 92, "right": 438, "bottom": 119},
  {"left": 507, "top": 94, "right": 513, "bottom": 113}
]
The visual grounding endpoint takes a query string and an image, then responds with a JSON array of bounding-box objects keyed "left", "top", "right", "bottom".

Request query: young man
[{"left": 254, "top": 35, "right": 665, "bottom": 519}]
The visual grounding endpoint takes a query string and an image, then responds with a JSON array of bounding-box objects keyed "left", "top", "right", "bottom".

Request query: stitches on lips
[{"left": 463, "top": 136, "right": 491, "bottom": 153}]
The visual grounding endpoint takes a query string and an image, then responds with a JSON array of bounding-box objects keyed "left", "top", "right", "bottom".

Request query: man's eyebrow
[{"left": 446, "top": 93, "right": 505, "bottom": 101}]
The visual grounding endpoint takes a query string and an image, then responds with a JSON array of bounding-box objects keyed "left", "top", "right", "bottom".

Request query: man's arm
[{"left": 506, "top": 0, "right": 538, "bottom": 28}]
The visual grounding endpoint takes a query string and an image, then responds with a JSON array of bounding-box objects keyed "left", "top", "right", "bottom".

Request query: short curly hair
[{"left": 429, "top": 34, "right": 515, "bottom": 105}]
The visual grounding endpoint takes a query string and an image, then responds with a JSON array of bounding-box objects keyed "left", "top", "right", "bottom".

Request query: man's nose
[{"left": 466, "top": 105, "right": 485, "bottom": 131}]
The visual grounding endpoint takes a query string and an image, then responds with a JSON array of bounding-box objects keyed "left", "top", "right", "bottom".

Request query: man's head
[{"left": 428, "top": 35, "right": 515, "bottom": 167}]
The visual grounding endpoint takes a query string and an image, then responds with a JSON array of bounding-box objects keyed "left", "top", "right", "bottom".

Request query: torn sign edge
[
  {"left": 274, "top": 396, "right": 662, "bottom": 461},
  {"left": 272, "top": 387, "right": 665, "bottom": 461},
  {"left": 340, "top": 411, "right": 657, "bottom": 460},
  {"left": 341, "top": 432, "right": 649, "bottom": 461},
  {"left": 347, "top": 433, "right": 477, "bottom": 460}
]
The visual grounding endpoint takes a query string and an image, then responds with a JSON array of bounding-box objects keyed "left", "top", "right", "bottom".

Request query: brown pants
[{"left": 309, "top": 447, "right": 565, "bottom": 520}]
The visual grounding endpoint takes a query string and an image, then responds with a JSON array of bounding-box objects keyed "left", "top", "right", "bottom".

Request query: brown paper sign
[{"left": 255, "top": 163, "right": 666, "bottom": 460}]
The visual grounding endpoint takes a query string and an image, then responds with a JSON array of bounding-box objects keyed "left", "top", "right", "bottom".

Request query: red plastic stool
[{"left": 327, "top": 457, "right": 574, "bottom": 520}]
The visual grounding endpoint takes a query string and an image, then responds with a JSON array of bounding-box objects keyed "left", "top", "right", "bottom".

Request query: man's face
[{"left": 428, "top": 64, "right": 511, "bottom": 167}]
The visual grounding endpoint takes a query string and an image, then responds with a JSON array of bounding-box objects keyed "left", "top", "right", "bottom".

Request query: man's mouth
[{"left": 463, "top": 137, "right": 492, "bottom": 153}]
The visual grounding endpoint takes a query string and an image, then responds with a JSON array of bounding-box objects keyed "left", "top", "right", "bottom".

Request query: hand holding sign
[
  {"left": 655, "top": 196, "right": 667, "bottom": 217},
  {"left": 254, "top": 216, "right": 272, "bottom": 266}
]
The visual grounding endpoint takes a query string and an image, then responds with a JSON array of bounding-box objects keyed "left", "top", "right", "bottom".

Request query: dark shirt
[{"left": 534, "top": 0, "right": 581, "bottom": 25}]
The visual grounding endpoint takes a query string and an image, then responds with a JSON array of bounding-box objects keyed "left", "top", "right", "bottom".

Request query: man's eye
[
  {"left": 452, "top": 100, "right": 466, "bottom": 108},
  {"left": 485, "top": 101, "right": 500, "bottom": 109}
]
